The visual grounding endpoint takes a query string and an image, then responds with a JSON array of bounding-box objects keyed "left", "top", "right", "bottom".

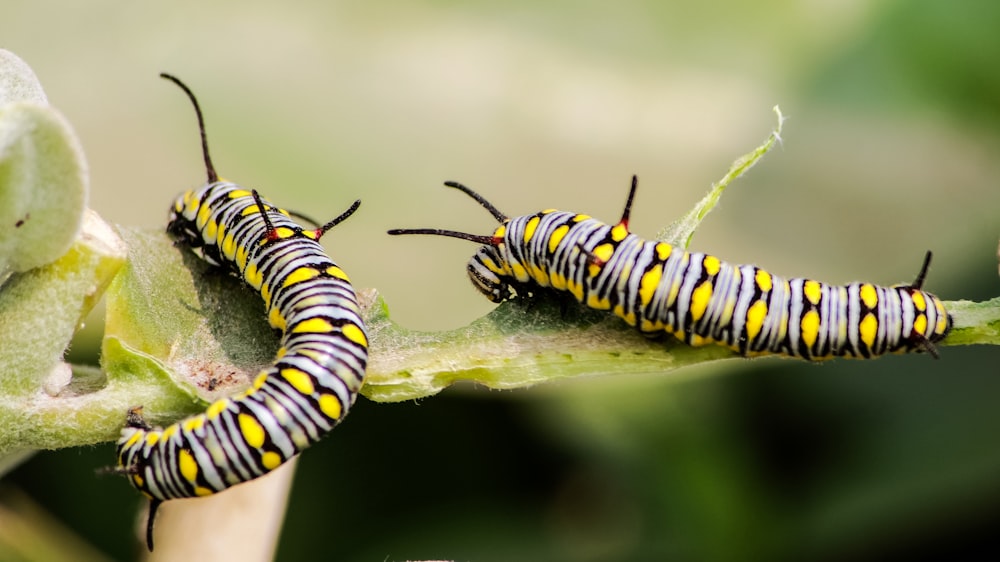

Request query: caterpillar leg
[{"left": 913, "top": 334, "right": 941, "bottom": 359}]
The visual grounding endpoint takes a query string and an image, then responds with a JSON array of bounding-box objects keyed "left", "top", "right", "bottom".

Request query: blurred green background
[{"left": 3, "top": 0, "right": 1000, "bottom": 560}]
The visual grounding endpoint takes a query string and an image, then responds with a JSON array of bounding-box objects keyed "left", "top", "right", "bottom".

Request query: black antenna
[
  {"left": 315, "top": 199, "right": 362, "bottom": 240},
  {"left": 387, "top": 228, "right": 497, "bottom": 245},
  {"left": 619, "top": 175, "right": 638, "bottom": 228},
  {"left": 160, "top": 73, "right": 218, "bottom": 183},
  {"left": 911, "top": 250, "right": 933, "bottom": 290},
  {"left": 251, "top": 190, "right": 277, "bottom": 240},
  {"left": 443, "top": 181, "right": 508, "bottom": 223}
]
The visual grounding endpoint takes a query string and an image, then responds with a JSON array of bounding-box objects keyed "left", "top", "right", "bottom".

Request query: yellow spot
[
  {"left": 592, "top": 244, "right": 614, "bottom": 263},
  {"left": 194, "top": 486, "right": 213, "bottom": 497},
  {"left": 655, "top": 243, "right": 672, "bottom": 261},
  {"left": 298, "top": 348, "right": 323, "bottom": 363},
  {"left": 859, "top": 313, "right": 877, "bottom": 347},
  {"left": 253, "top": 372, "right": 268, "bottom": 390},
  {"left": 524, "top": 216, "right": 540, "bottom": 242},
  {"left": 261, "top": 451, "right": 282, "bottom": 471},
  {"left": 913, "top": 313, "right": 927, "bottom": 335},
  {"left": 268, "top": 306, "right": 286, "bottom": 331},
  {"left": 293, "top": 317, "right": 334, "bottom": 334},
  {"left": 549, "top": 270, "right": 566, "bottom": 290},
  {"left": 276, "top": 346, "right": 287, "bottom": 358},
  {"left": 178, "top": 449, "right": 198, "bottom": 482},
  {"left": 493, "top": 225, "right": 506, "bottom": 239},
  {"left": 229, "top": 189, "right": 252, "bottom": 199},
  {"left": 222, "top": 231, "right": 237, "bottom": 260},
  {"left": 567, "top": 278, "right": 584, "bottom": 301},
  {"left": 318, "top": 394, "right": 342, "bottom": 419},
  {"left": 572, "top": 214, "right": 591, "bottom": 222},
  {"left": 548, "top": 225, "right": 570, "bottom": 254},
  {"left": 206, "top": 399, "right": 230, "bottom": 419},
  {"left": 586, "top": 293, "right": 611, "bottom": 310},
  {"left": 244, "top": 262, "right": 263, "bottom": 290},
  {"left": 342, "top": 323, "right": 368, "bottom": 347},
  {"left": 235, "top": 243, "right": 248, "bottom": 270},
  {"left": 936, "top": 313, "right": 948, "bottom": 334},
  {"left": 284, "top": 267, "right": 319, "bottom": 287},
  {"left": 282, "top": 368, "right": 315, "bottom": 395},
  {"left": 803, "top": 280, "right": 822, "bottom": 305},
  {"left": 529, "top": 263, "right": 549, "bottom": 285},
  {"left": 185, "top": 195, "right": 199, "bottom": 215},
  {"left": 261, "top": 283, "right": 272, "bottom": 305},
  {"left": 800, "top": 310, "right": 820, "bottom": 349},
  {"left": 638, "top": 266, "right": 662, "bottom": 306},
  {"left": 132, "top": 474, "right": 144, "bottom": 488},
  {"left": 239, "top": 413, "right": 266, "bottom": 448},
  {"left": 124, "top": 432, "right": 142, "bottom": 449},
  {"left": 911, "top": 291, "right": 927, "bottom": 311},
  {"left": 689, "top": 281, "right": 714, "bottom": 322},
  {"left": 326, "top": 266, "right": 350, "bottom": 281},
  {"left": 860, "top": 284, "right": 878, "bottom": 309},
  {"left": 611, "top": 223, "right": 628, "bottom": 242},
  {"left": 274, "top": 226, "right": 295, "bottom": 239},
  {"left": 511, "top": 262, "right": 528, "bottom": 281},
  {"left": 162, "top": 425, "right": 179, "bottom": 441},
  {"left": 745, "top": 300, "right": 768, "bottom": 341},
  {"left": 183, "top": 417, "right": 204, "bottom": 432},
  {"left": 481, "top": 256, "right": 504, "bottom": 275},
  {"left": 703, "top": 255, "right": 721, "bottom": 277},
  {"left": 196, "top": 203, "right": 212, "bottom": 230},
  {"left": 690, "top": 334, "right": 706, "bottom": 346},
  {"left": 205, "top": 219, "right": 219, "bottom": 242},
  {"left": 302, "top": 230, "right": 318, "bottom": 240},
  {"left": 620, "top": 310, "right": 636, "bottom": 326},
  {"left": 755, "top": 270, "right": 772, "bottom": 293}
]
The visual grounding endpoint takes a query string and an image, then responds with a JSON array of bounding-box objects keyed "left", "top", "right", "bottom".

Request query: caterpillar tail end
[{"left": 145, "top": 498, "right": 162, "bottom": 551}]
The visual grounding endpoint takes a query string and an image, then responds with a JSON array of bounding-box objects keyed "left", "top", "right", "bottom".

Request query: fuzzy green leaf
[
  {"left": 0, "top": 212, "right": 127, "bottom": 456},
  {"left": 0, "top": 49, "right": 48, "bottom": 105},
  {"left": 100, "top": 227, "right": 280, "bottom": 426},
  {"left": 657, "top": 106, "right": 784, "bottom": 247},
  {"left": 0, "top": 102, "right": 89, "bottom": 281}
]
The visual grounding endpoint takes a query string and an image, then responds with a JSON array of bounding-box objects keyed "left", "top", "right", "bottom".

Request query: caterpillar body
[
  {"left": 388, "top": 176, "right": 951, "bottom": 360},
  {"left": 115, "top": 74, "right": 368, "bottom": 550}
]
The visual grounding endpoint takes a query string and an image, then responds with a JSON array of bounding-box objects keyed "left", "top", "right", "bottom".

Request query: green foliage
[
  {"left": 0, "top": 51, "right": 124, "bottom": 460},
  {"left": 0, "top": 50, "right": 88, "bottom": 283}
]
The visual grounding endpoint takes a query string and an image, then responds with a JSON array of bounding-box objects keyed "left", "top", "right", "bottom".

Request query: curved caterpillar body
[
  {"left": 389, "top": 176, "right": 951, "bottom": 360},
  {"left": 116, "top": 74, "right": 368, "bottom": 550}
]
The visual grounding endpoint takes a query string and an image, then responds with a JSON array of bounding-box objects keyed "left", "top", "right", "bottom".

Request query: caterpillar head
[
  {"left": 388, "top": 180, "right": 515, "bottom": 302},
  {"left": 468, "top": 243, "right": 516, "bottom": 303}
]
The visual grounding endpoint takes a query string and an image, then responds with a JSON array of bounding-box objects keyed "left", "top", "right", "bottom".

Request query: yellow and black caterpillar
[
  {"left": 115, "top": 75, "right": 368, "bottom": 550},
  {"left": 389, "top": 176, "right": 951, "bottom": 359}
]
